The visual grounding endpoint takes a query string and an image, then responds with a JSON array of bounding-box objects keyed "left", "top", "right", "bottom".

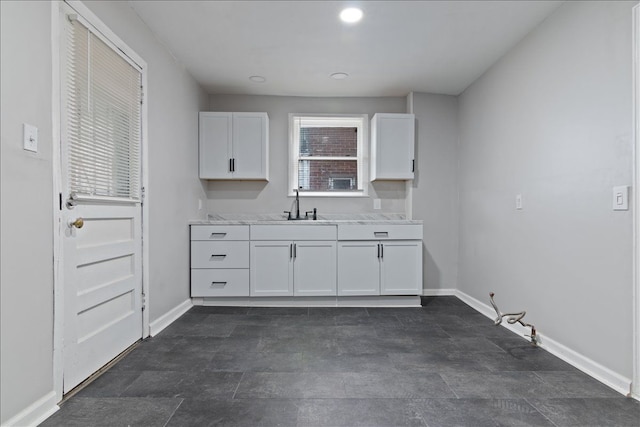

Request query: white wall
[
  {"left": 83, "top": 1, "right": 209, "bottom": 321},
  {"left": 408, "top": 93, "right": 459, "bottom": 292},
  {"left": 0, "top": 0, "right": 207, "bottom": 423},
  {"left": 1, "top": 1, "right": 55, "bottom": 423},
  {"left": 458, "top": 0, "right": 636, "bottom": 381},
  {"left": 207, "top": 95, "right": 407, "bottom": 215}
]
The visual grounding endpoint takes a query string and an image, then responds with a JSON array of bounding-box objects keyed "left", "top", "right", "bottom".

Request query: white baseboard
[
  {"left": 148, "top": 299, "right": 192, "bottom": 336},
  {"left": 1, "top": 391, "right": 58, "bottom": 427},
  {"left": 193, "top": 296, "right": 421, "bottom": 307},
  {"left": 422, "top": 288, "right": 456, "bottom": 296},
  {"left": 455, "top": 289, "right": 632, "bottom": 396}
]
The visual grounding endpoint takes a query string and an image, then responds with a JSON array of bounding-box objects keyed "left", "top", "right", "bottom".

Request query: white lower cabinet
[
  {"left": 190, "top": 225, "right": 250, "bottom": 297},
  {"left": 250, "top": 240, "right": 337, "bottom": 297},
  {"left": 338, "top": 240, "right": 422, "bottom": 296},
  {"left": 191, "top": 223, "right": 420, "bottom": 300}
]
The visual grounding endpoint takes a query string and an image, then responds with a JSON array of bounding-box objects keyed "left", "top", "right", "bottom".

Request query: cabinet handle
[
  {"left": 210, "top": 254, "right": 227, "bottom": 259},
  {"left": 211, "top": 281, "right": 227, "bottom": 288},
  {"left": 377, "top": 243, "right": 381, "bottom": 258},
  {"left": 293, "top": 243, "right": 297, "bottom": 258},
  {"left": 412, "top": 159, "right": 415, "bottom": 172},
  {"left": 210, "top": 232, "right": 227, "bottom": 238},
  {"left": 380, "top": 243, "right": 384, "bottom": 259},
  {"left": 232, "top": 158, "right": 235, "bottom": 172},
  {"left": 289, "top": 243, "right": 293, "bottom": 259},
  {"left": 374, "top": 232, "right": 389, "bottom": 237},
  {"left": 229, "top": 158, "right": 233, "bottom": 172}
]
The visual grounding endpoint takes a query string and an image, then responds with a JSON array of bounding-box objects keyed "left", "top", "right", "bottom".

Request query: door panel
[
  {"left": 63, "top": 203, "right": 142, "bottom": 392},
  {"left": 199, "top": 112, "right": 232, "bottom": 179},
  {"left": 293, "top": 241, "right": 336, "bottom": 296},
  {"left": 380, "top": 241, "right": 422, "bottom": 295},
  {"left": 250, "top": 241, "right": 293, "bottom": 296},
  {"left": 232, "top": 113, "right": 267, "bottom": 179},
  {"left": 337, "top": 242, "right": 380, "bottom": 296}
]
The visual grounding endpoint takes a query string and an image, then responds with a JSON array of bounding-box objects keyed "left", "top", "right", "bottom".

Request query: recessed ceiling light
[
  {"left": 339, "top": 7, "right": 363, "bottom": 24},
  {"left": 330, "top": 72, "right": 349, "bottom": 80},
  {"left": 249, "top": 75, "right": 266, "bottom": 83}
]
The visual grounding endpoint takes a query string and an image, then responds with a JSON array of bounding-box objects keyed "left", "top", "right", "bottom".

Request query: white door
[
  {"left": 61, "top": 9, "right": 144, "bottom": 393},
  {"left": 250, "top": 241, "right": 293, "bottom": 296},
  {"left": 380, "top": 241, "right": 422, "bottom": 295},
  {"left": 63, "top": 203, "right": 142, "bottom": 391},
  {"left": 337, "top": 241, "right": 380, "bottom": 296},
  {"left": 293, "top": 241, "right": 337, "bottom": 296}
]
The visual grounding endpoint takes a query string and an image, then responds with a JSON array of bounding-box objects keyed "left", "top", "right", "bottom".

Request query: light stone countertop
[{"left": 189, "top": 213, "right": 422, "bottom": 225}]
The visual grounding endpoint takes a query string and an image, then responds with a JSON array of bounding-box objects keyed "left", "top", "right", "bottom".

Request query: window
[
  {"left": 65, "top": 15, "right": 142, "bottom": 201},
  {"left": 289, "top": 114, "right": 368, "bottom": 196}
]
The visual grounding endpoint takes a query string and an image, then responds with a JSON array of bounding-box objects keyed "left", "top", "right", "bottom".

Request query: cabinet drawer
[
  {"left": 191, "top": 241, "right": 249, "bottom": 268},
  {"left": 191, "top": 269, "right": 249, "bottom": 297},
  {"left": 337, "top": 224, "right": 423, "bottom": 240},
  {"left": 191, "top": 225, "right": 249, "bottom": 241},
  {"left": 251, "top": 224, "right": 337, "bottom": 241}
]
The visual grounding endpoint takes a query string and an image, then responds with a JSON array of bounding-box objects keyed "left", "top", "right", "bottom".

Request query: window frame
[{"left": 288, "top": 113, "right": 369, "bottom": 197}]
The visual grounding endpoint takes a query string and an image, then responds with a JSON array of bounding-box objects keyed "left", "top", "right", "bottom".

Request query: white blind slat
[{"left": 66, "top": 18, "right": 141, "bottom": 200}]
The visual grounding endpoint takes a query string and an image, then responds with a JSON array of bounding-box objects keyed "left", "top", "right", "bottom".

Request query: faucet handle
[
  {"left": 305, "top": 208, "right": 317, "bottom": 220},
  {"left": 283, "top": 210, "right": 292, "bottom": 220}
]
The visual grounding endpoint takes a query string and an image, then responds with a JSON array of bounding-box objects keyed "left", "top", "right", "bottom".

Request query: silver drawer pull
[
  {"left": 210, "top": 233, "right": 227, "bottom": 238},
  {"left": 374, "top": 232, "right": 389, "bottom": 237},
  {"left": 210, "top": 254, "right": 227, "bottom": 259},
  {"left": 210, "top": 281, "right": 227, "bottom": 288}
]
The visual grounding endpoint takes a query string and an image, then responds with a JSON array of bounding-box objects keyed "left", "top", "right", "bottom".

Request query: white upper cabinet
[
  {"left": 199, "top": 112, "right": 269, "bottom": 180},
  {"left": 370, "top": 113, "right": 415, "bottom": 181}
]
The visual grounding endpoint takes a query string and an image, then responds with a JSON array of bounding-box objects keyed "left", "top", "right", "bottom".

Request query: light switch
[
  {"left": 23, "top": 123, "right": 38, "bottom": 152},
  {"left": 373, "top": 199, "right": 381, "bottom": 210},
  {"left": 613, "top": 185, "right": 629, "bottom": 211},
  {"left": 515, "top": 194, "right": 523, "bottom": 210}
]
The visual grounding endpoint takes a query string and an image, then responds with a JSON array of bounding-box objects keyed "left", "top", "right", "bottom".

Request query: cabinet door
[
  {"left": 371, "top": 114, "right": 415, "bottom": 180},
  {"left": 232, "top": 113, "right": 268, "bottom": 180},
  {"left": 337, "top": 241, "right": 380, "bottom": 296},
  {"left": 250, "top": 241, "right": 293, "bottom": 296},
  {"left": 380, "top": 240, "right": 422, "bottom": 295},
  {"left": 293, "top": 241, "right": 336, "bottom": 296},
  {"left": 199, "top": 112, "right": 232, "bottom": 179}
]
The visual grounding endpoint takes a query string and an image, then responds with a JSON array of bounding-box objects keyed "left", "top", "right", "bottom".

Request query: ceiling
[{"left": 129, "top": 1, "right": 563, "bottom": 97}]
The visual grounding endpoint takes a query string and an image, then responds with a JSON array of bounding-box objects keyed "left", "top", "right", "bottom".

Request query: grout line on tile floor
[{"left": 523, "top": 397, "right": 560, "bottom": 427}]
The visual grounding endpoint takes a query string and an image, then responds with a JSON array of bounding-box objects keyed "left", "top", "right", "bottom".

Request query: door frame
[
  {"left": 51, "top": 0, "right": 150, "bottom": 402},
  {"left": 633, "top": 2, "right": 639, "bottom": 401}
]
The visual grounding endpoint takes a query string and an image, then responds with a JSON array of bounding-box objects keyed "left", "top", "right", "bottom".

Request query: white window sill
[{"left": 288, "top": 191, "right": 368, "bottom": 198}]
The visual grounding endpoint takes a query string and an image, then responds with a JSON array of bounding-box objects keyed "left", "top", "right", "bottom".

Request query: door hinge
[
  {"left": 59, "top": 192, "right": 63, "bottom": 211},
  {"left": 140, "top": 86, "right": 144, "bottom": 105},
  {"left": 141, "top": 292, "right": 146, "bottom": 311},
  {"left": 141, "top": 186, "right": 146, "bottom": 201}
]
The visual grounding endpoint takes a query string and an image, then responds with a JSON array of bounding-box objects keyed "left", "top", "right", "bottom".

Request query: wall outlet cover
[
  {"left": 612, "top": 185, "right": 629, "bottom": 211},
  {"left": 23, "top": 123, "right": 38, "bottom": 152},
  {"left": 373, "top": 198, "right": 381, "bottom": 210}
]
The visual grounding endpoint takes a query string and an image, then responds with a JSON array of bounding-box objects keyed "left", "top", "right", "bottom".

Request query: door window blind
[{"left": 65, "top": 16, "right": 141, "bottom": 200}]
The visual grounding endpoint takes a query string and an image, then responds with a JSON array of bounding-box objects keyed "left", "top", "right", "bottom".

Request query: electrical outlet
[
  {"left": 613, "top": 186, "right": 629, "bottom": 211},
  {"left": 373, "top": 198, "right": 381, "bottom": 210},
  {"left": 515, "top": 194, "right": 523, "bottom": 210}
]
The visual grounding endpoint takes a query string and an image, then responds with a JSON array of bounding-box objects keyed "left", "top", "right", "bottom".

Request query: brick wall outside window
[{"left": 298, "top": 127, "right": 358, "bottom": 191}]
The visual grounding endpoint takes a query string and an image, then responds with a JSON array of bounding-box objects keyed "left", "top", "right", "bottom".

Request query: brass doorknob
[{"left": 69, "top": 217, "right": 84, "bottom": 229}]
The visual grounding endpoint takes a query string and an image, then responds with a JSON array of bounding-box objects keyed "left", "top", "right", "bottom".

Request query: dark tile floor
[{"left": 41, "top": 297, "right": 639, "bottom": 426}]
